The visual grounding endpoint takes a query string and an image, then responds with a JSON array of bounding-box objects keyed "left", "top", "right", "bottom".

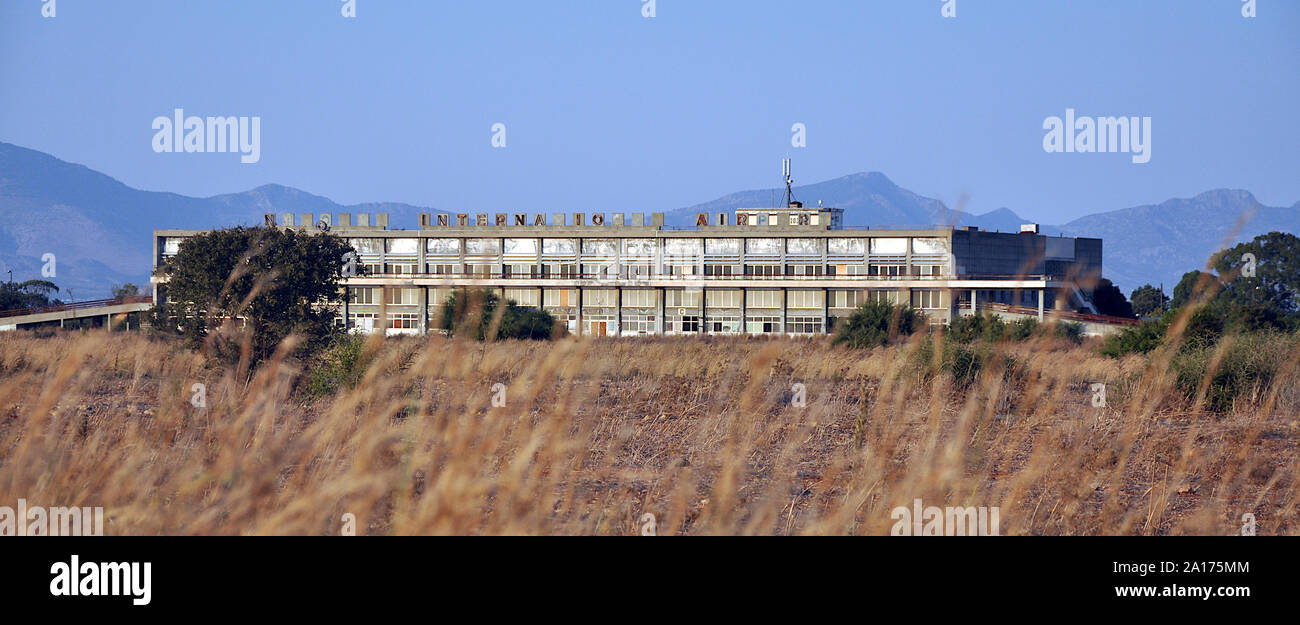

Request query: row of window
[
  {"left": 363, "top": 263, "right": 948, "bottom": 277},
  {"left": 335, "top": 311, "right": 869, "bottom": 336},
  {"left": 346, "top": 287, "right": 946, "bottom": 310},
  {"left": 348, "top": 237, "right": 952, "bottom": 257}
]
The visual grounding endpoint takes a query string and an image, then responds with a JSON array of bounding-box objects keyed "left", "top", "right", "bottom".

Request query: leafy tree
[
  {"left": 832, "top": 300, "right": 922, "bottom": 348},
  {"left": 304, "top": 334, "right": 373, "bottom": 398},
  {"left": 1129, "top": 284, "right": 1169, "bottom": 317},
  {"left": 947, "top": 313, "right": 1006, "bottom": 343},
  {"left": 1171, "top": 270, "right": 1216, "bottom": 310},
  {"left": 1007, "top": 317, "right": 1039, "bottom": 341},
  {"left": 150, "top": 227, "right": 356, "bottom": 365},
  {"left": 439, "top": 288, "right": 554, "bottom": 341},
  {"left": 111, "top": 283, "right": 141, "bottom": 299},
  {"left": 1100, "top": 318, "right": 1169, "bottom": 357},
  {"left": 0, "top": 279, "right": 62, "bottom": 311},
  {"left": 1091, "top": 278, "right": 1134, "bottom": 318},
  {"left": 1212, "top": 231, "right": 1300, "bottom": 317}
]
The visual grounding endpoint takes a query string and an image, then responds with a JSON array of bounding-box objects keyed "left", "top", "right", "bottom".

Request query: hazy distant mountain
[
  {"left": 669, "top": 172, "right": 1042, "bottom": 233},
  {"left": 671, "top": 173, "right": 1296, "bottom": 294},
  {"left": 0, "top": 142, "right": 1294, "bottom": 299},
  {"left": 0, "top": 142, "right": 442, "bottom": 298},
  {"left": 1060, "top": 190, "right": 1298, "bottom": 294}
]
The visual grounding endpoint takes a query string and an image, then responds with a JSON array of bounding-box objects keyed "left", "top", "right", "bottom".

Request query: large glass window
[
  {"left": 871, "top": 290, "right": 901, "bottom": 305},
  {"left": 543, "top": 239, "right": 577, "bottom": 255},
  {"left": 746, "top": 238, "right": 781, "bottom": 254},
  {"left": 622, "top": 289, "right": 657, "bottom": 308},
  {"left": 386, "top": 239, "right": 419, "bottom": 255},
  {"left": 745, "top": 316, "right": 782, "bottom": 334},
  {"left": 869, "top": 238, "right": 907, "bottom": 255},
  {"left": 786, "top": 238, "right": 820, "bottom": 255},
  {"left": 665, "top": 289, "right": 702, "bottom": 308},
  {"left": 582, "top": 239, "right": 618, "bottom": 256},
  {"left": 504, "top": 238, "right": 539, "bottom": 256},
  {"left": 912, "top": 238, "right": 949, "bottom": 255},
  {"left": 386, "top": 287, "right": 420, "bottom": 305},
  {"left": 388, "top": 313, "right": 419, "bottom": 330},
  {"left": 828, "top": 238, "right": 866, "bottom": 255},
  {"left": 623, "top": 239, "right": 657, "bottom": 257},
  {"left": 349, "top": 238, "right": 384, "bottom": 255},
  {"left": 829, "top": 289, "right": 865, "bottom": 309},
  {"left": 349, "top": 287, "right": 377, "bottom": 305},
  {"left": 746, "top": 290, "right": 782, "bottom": 308},
  {"left": 465, "top": 238, "right": 501, "bottom": 256},
  {"left": 787, "top": 290, "right": 825, "bottom": 309},
  {"left": 426, "top": 238, "right": 460, "bottom": 255},
  {"left": 504, "top": 288, "right": 540, "bottom": 307},
  {"left": 663, "top": 239, "right": 703, "bottom": 258},
  {"left": 582, "top": 289, "right": 618, "bottom": 307},
  {"left": 543, "top": 289, "right": 578, "bottom": 307},
  {"left": 911, "top": 289, "right": 944, "bottom": 309},
  {"left": 705, "top": 290, "right": 742, "bottom": 308},
  {"left": 786, "top": 317, "right": 823, "bottom": 334},
  {"left": 706, "top": 238, "right": 741, "bottom": 254}
]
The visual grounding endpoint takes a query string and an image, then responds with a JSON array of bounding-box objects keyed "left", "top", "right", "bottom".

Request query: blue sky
[{"left": 1, "top": 0, "right": 1297, "bottom": 223}]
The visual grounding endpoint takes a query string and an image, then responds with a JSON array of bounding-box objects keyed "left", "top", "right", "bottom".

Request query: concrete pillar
[
  {"left": 823, "top": 288, "right": 830, "bottom": 334},
  {"left": 418, "top": 287, "right": 428, "bottom": 336},
  {"left": 1037, "top": 289, "right": 1045, "bottom": 321},
  {"left": 105, "top": 314, "right": 112, "bottom": 331},
  {"left": 740, "top": 288, "right": 748, "bottom": 334},
  {"left": 781, "top": 287, "right": 788, "bottom": 335},
  {"left": 698, "top": 289, "right": 706, "bottom": 334},
  {"left": 656, "top": 287, "right": 665, "bottom": 335},
  {"left": 576, "top": 286, "right": 583, "bottom": 336},
  {"left": 970, "top": 289, "right": 977, "bottom": 315}
]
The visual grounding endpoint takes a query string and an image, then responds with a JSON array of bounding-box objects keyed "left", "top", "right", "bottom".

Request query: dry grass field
[{"left": 1, "top": 329, "right": 1296, "bottom": 535}]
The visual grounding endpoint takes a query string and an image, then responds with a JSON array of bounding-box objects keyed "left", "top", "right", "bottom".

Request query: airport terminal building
[{"left": 152, "top": 204, "right": 1103, "bottom": 337}]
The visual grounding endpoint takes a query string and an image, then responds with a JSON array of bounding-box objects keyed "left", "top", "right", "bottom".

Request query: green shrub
[
  {"left": 304, "top": 333, "right": 370, "bottom": 398},
  {"left": 1053, "top": 321, "right": 1085, "bottom": 344},
  {"left": 947, "top": 313, "right": 1020, "bottom": 343},
  {"left": 1171, "top": 331, "right": 1294, "bottom": 413},
  {"left": 947, "top": 314, "right": 1078, "bottom": 345},
  {"left": 440, "top": 288, "right": 554, "bottom": 341},
  {"left": 909, "top": 336, "right": 1023, "bottom": 389},
  {"left": 944, "top": 342, "right": 984, "bottom": 387},
  {"left": 1101, "top": 319, "right": 1167, "bottom": 357},
  {"left": 832, "top": 300, "right": 922, "bottom": 348},
  {"left": 1008, "top": 317, "right": 1039, "bottom": 341}
]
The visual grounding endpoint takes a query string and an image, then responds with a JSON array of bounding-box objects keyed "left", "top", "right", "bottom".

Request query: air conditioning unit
[{"left": 1020, "top": 223, "right": 1040, "bottom": 234}]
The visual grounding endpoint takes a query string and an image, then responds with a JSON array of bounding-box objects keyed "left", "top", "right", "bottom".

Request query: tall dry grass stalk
[{"left": 0, "top": 329, "right": 1295, "bottom": 535}]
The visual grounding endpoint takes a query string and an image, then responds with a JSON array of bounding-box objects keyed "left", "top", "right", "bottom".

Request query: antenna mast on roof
[{"left": 782, "top": 158, "right": 797, "bottom": 207}]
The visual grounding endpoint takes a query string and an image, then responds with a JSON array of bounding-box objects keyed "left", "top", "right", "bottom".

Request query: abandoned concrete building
[{"left": 152, "top": 203, "right": 1105, "bottom": 337}]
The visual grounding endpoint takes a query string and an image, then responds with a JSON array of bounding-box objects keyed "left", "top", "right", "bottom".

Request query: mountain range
[{"left": 0, "top": 141, "right": 1294, "bottom": 299}]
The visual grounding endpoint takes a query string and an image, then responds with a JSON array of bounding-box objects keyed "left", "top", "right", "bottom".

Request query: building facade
[{"left": 152, "top": 205, "right": 1102, "bottom": 337}]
